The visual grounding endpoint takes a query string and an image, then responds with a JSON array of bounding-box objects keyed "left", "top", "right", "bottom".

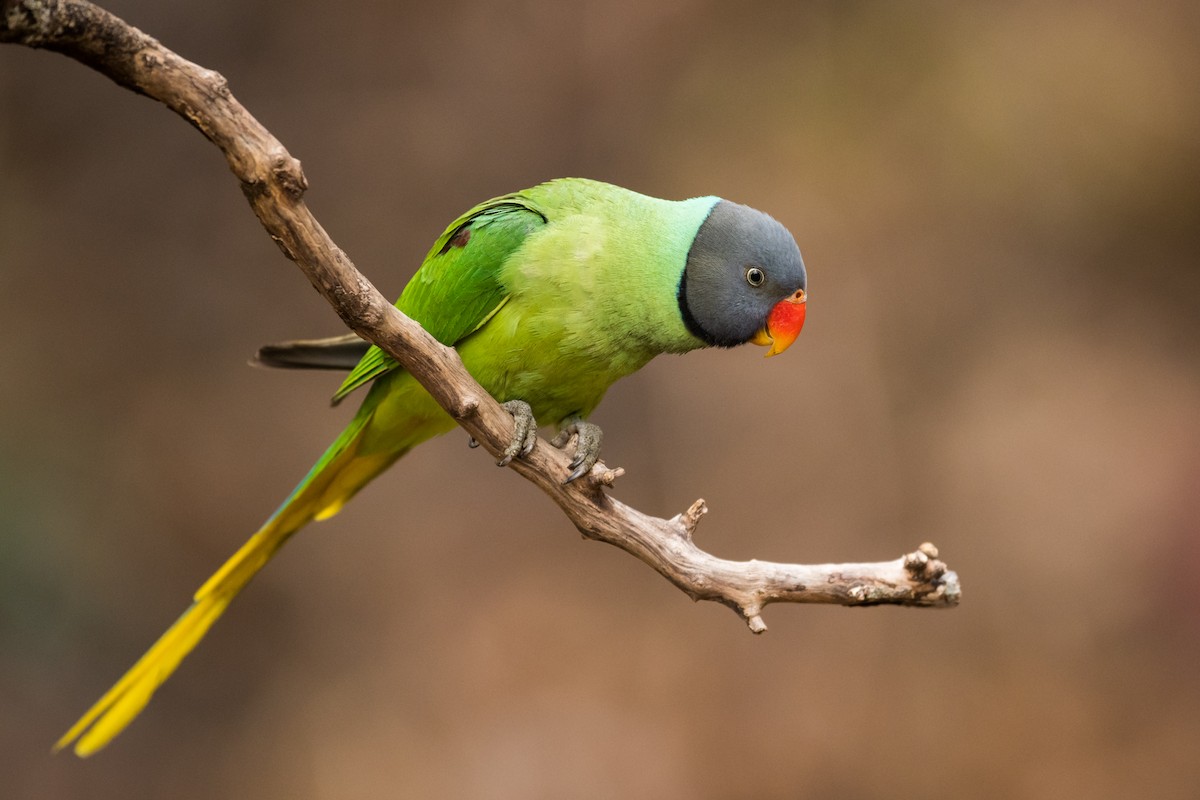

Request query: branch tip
[{"left": 942, "top": 571, "right": 962, "bottom": 603}]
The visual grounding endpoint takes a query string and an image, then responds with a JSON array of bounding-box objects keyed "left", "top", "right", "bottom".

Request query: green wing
[{"left": 332, "top": 194, "right": 547, "bottom": 404}]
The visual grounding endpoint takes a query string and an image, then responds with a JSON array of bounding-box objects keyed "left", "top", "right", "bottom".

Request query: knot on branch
[
  {"left": 271, "top": 154, "right": 307, "bottom": 200},
  {"left": 451, "top": 395, "right": 480, "bottom": 421},
  {"left": 204, "top": 68, "right": 230, "bottom": 98},
  {"left": 241, "top": 153, "right": 306, "bottom": 203},
  {"left": 137, "top": 49, "right": 160, "bottom": 70}
]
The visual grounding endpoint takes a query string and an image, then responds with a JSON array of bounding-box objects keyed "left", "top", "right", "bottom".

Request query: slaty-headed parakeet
[{"left": 56, "top": 178, "right": 807, "bottom": 755}]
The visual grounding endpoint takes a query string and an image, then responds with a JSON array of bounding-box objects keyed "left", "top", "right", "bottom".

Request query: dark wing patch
[{"left": 439, "top": 225, "right": 472, "bottom": 254}]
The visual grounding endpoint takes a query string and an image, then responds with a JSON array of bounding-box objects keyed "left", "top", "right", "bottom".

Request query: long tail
[{"left": 56, "top": 405, "right": 405, "bottom": 757}]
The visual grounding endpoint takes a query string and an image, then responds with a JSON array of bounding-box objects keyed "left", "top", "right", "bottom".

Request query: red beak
[{"left": 751, "top": 288, "right": 806, "bottom": 357}]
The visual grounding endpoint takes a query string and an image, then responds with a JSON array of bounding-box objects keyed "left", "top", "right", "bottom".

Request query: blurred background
[{"left": 2, "top": 0, "right": 1198, "bottom": 797}]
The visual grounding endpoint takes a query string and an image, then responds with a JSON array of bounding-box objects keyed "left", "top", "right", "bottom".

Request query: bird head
[{"left": 678, "top": 199, "right": 807, "bottom": 357}]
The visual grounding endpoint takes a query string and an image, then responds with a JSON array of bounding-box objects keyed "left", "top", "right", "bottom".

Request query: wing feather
[{"left": 331, "top": 194, "right": 545, "bottom": 404}]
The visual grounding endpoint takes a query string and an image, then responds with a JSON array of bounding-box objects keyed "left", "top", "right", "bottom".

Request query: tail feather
[
  {"left": 57, "top": 406, "right": 402, "bottom": 757},
  {"left": 55, "top": 591, "right": 235, "bottom": 756}
]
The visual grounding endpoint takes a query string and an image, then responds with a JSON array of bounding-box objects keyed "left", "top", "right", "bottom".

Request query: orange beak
[{"left": 751, "top": 288, "right": 806, "bottom": 357}]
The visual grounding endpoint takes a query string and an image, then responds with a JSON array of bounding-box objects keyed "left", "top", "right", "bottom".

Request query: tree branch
[{"left": 1, "top": 0, "right": 960, "bottom": 630}]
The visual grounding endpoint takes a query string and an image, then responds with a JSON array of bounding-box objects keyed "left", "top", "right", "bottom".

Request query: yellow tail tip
[
  {"left": 54, "top": 409, "right": 391, "bottom": 756},
  {"left": 52, "top": 735, "right": 102, "bottom": 758},
  {"left": 54, "top": 592, "right": 236, "bottom": 757}
]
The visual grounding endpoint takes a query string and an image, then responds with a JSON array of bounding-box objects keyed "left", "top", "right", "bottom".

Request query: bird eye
[{"left": 745, "top": 267, "right": 766, "bottom": 287}]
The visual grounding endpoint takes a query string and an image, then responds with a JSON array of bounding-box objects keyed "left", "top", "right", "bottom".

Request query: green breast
[{"left": 458, "top": 180, "right": 718, "bottom": 426}]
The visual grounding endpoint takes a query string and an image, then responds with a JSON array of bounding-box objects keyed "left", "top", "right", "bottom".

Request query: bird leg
[
  {"left": 496, "top": 399, "right": 539, "bottom": 467},
  {"left": 552, "top": 416, "right": 603, "bottom": 484}
]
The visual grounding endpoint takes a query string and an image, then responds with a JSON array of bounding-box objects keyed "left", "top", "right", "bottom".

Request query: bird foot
[
  {"left": 497, "top": 400, "right": 538, "bottom": 467},
  {"left": 552, "top": 417, "right": 603, "bottom": 484}
]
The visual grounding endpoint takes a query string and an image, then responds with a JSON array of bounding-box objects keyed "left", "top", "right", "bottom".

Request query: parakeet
[{"left": 56, "top": 178, "right": 807, "bottom": 756}]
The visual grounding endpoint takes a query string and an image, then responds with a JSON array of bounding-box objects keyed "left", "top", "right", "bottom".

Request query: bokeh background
[{"left": 2, "top": 1, "right": 1198, "bottom": 797}]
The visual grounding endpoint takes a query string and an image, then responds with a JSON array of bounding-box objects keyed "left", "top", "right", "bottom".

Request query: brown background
[{"left": 2, "top": 1, "right": 1198, "bottom": 797}]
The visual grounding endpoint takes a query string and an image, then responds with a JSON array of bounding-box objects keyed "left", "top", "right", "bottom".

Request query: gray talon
[
  {"left": 498, "top": 400, "right": 537, "bottom": 467},
  {"left": 554, "top": 416, "right": 603, "bottom": 484}
]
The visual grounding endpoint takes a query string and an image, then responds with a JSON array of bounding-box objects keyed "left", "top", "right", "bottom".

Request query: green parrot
[{"left": 56, "top": 178, "right": 808, "bottom": 756}]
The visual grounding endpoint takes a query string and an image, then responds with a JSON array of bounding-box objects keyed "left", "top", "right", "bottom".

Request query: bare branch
[{"left": 1, "top": 0, "right": 960, "bottom": 629}]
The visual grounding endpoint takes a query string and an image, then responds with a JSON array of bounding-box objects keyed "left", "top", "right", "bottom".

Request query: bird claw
[
  {"left": 554, "top": 417, "right": 603, "bottom": 484},
  {"left": 497, "top": 400, "right": 538, "bottom": 467}
]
